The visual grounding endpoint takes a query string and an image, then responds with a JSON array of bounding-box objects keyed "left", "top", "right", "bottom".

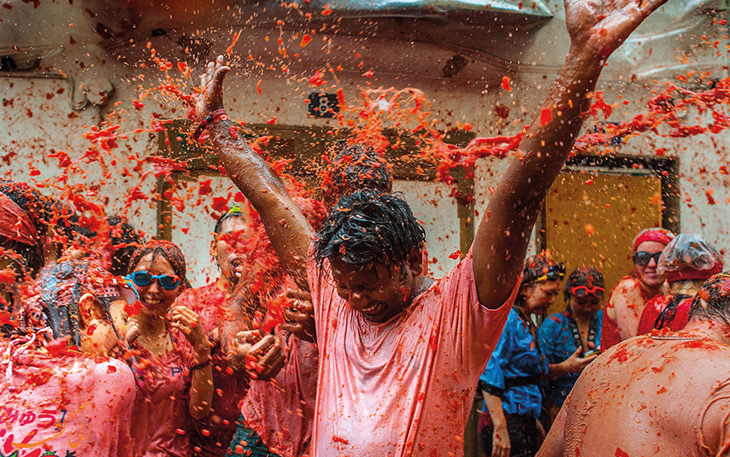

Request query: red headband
[
  {"left": 0, "top": 192, "right": 38, "bottom": 246},
  {"left": 665, "top": 263, "right": 724, "bottom": 283},
  {"left": 633, "top": 228, "right": 675, "bottom": 252}
]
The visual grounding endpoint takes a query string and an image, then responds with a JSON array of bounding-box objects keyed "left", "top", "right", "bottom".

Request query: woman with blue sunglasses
[{"left": 123, "top": 240, "right": 214, "bottom": 457}]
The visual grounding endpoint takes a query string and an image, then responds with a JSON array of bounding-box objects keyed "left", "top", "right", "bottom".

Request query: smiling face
[
  {"left": 131, "top": 253, "right": 182, "bottom": 314},
  {"left": 329, "top": 252, "right": 422, "bottom": 323},
  {"left": 522, "top": 280, "right": 561, "bottom": 315},
  {"left": 212, "top": 216, "right": 249, "bottom": 290},
  {"left": 634, "top": 240, "right": 667, "bottom": 290}
]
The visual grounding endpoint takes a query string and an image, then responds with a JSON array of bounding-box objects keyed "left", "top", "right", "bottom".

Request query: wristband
[
  {"left": 192, "top": 109, "right": 229, "bottom": 142},
  {"left": 190, "top": 359, "right": 211, "bottom": 371}
]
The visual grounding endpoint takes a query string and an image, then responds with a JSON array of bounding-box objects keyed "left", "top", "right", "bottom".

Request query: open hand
[
  {"left": 281, "top": 289, "right": 316, "bottom": 343},
  {"left": 194, "top": 55, "right": 230, "bottom": 120},
  {"left": 565, "top": 0, "right": 669, "bottom": 61},
  {"left": 229, "top": 330, "right": 286, "bottom": 380},
  {"left": 492, "top": 424, "right": 511, "bottom": 457}
]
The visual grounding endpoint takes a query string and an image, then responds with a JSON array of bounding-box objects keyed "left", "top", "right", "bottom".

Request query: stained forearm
[
  {"left": 503, "top": 51, "right": 601, "bottom": 210},
  {"left": 209, "top": 119, "right": 313, "bottom": 289},
  {"left": 472, "top": 52, "right": 602, "bottom": 308},
  {"left": 189, "top": 353, "right": 214, "bottom": 419}
]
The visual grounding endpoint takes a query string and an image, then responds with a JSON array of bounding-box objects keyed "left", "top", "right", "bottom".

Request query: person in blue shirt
[
  {"left": 539, "top": 266, "right": 604, "bottom": 423},
  {"left": 477, "top": 254, "right": 556, "bottom": 457}
]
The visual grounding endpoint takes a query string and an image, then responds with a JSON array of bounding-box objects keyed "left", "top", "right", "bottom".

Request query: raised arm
[
  {"left": 472, "top": 0, "right": 668, "bottom": 308},
  {"left": 194, "top": 59, "right": 313, "bottom": 290}
]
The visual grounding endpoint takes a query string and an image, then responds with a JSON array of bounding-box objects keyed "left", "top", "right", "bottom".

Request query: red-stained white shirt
[
  {"left": 0, "top": 344, "right": 135, "bottom": 457},
  {"left": 241, "top": 331, "right": 318, "bottom": 457},
  {"left": 308, "top": 252, "right": 515, "bottom": 457}
]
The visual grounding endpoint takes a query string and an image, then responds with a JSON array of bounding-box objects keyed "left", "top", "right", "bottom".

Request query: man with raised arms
[{"left": 192, "top": 0, "right": 667, "bottom": 454}]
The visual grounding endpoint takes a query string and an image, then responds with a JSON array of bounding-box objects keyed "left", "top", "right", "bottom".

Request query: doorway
[{"left": 541, "top": 155, "right": 679, "bottom": 316}]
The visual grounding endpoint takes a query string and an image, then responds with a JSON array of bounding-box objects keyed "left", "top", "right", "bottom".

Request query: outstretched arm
[
  {"left": 472, "top": 0, "right": 668, "bottom": 308},
  {"left": 195, "top": 59, "right": 313, "bottom": 290}
]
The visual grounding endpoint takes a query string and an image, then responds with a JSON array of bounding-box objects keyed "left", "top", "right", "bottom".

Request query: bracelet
[
  {"left": 192, "top": 109, "right": 229, "bottom": 142},
  {"left": 190, "top": 359, "right": 211, "bottom": 371}
]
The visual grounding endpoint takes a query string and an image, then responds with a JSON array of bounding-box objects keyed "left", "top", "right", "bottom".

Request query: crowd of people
[
  {"left": 478, "top": 229, "right": 725, "bottom": 457},
  {"left": 7, "top": 0, "right": 730, "bottom": 456}
]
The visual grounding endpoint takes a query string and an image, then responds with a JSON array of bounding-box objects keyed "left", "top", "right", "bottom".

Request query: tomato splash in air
[{"left": 501, "top": 76, "right": 512, "bottom": 91}]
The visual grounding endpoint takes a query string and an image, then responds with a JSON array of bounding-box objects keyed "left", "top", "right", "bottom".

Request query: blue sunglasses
[{"left": 126, "top": 271, "right": 182, "bottom": 290}]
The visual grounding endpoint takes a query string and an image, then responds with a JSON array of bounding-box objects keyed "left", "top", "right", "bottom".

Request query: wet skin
[
  {"left": 606, "top": 240, "right": 668, "bottom": 342},
  {"left": 213, "top": 216, "right": 250, "bottom": 291},
  {"left": 329, "top": 252, "right": 425, "bottom": 324},
  {"left": 131, "top": 253, "right": 182, "bottom": 314},
  {"left": 569, "top": 293, "right": 601, "bottom": 323},
  {"left": 521, "top": 280, "right": 561, "bottom": 315},
  {"left": 537, "top": 320, "right": 730, "bottom": 457}
]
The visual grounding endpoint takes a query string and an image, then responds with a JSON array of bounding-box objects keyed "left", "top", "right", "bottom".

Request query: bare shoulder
[
  {"left": 608, "top": 277, "right": 641, "bottom": 309},
  {"left": 699, "top": 373, "right": 730, "bottom": 455}
]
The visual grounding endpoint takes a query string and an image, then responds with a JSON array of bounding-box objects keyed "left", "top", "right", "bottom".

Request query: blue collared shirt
[
  {"left": 480, "top": 307, "right": 548, "bottom": 420},
  {"left": 538, "top": 309, "right": 603, "bottom": 408}
]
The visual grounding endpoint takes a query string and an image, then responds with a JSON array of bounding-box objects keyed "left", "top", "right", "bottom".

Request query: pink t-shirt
[
  {"left": 241, "top": 330, "right": 318, "bottom": 457},
  {"left": 128, "top": 334, "right": 197, "bottom": 457},
  {"left": 308, "top": 252, "right": 515, "bottom": 456},
  {"left": 177, "top": 283, "right": 251, "bottom": 457},
  {"left": 0, "top": 341, "right": 135, "bottom": 457}
]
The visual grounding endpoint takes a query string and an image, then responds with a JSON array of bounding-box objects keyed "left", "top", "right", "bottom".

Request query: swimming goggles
[
  {"left": 633, "top": 251, "right": 662, "bottom": 266},
  {"left": 126, "top": 271, "right": 181, "bottom": 290},
  {"left": 571, "top": 285, "right": 605, "bottom": 298}
]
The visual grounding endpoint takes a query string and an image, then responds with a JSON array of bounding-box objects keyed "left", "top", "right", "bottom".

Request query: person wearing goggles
[
  {"left": 479, "top": 254, "right": 564, "bottom": 457},
  {"left": 601, "top": 227, "right": 675, "bottom": 351},
  {"left": 539, "top": 266, "right": 605, "bottom": 422},
  {"left": 174, "top": 206, "right": 292, "bottom": 457},
  {"left": 637, "top": 233, "right": 723, "bottom": 335},
  {"left": 122, "top": 240, "right": 214, "bottom": 457},
  {"left": 539, "top": 273, "right": 730, "bottom": 457}
]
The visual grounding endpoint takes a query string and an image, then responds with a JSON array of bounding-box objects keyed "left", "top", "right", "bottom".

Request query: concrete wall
[{"left": 2, "top": 2, "right": 729, "bottom": 285}]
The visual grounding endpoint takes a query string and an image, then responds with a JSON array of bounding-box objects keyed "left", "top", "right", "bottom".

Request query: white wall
[{"left": 2, "top": 1, "right": 730, "bottom": 282}]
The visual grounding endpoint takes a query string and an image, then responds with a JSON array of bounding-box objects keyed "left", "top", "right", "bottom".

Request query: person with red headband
[
  {"left": 538, "top": 273, "right": 730, "bottom": 457},
  {"left": 601, "top": 227, "right": 675, "bottom": 351},
  {"left": 637, "top": 233, "right": 723, "bottom": 334}
]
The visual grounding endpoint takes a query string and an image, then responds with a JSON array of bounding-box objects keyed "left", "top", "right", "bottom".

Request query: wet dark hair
[
  {"left": 108, "top": 216, "right": 143, "bottom": 276},
  {"left": 32, "top": 260, "right": 121, "bottom": 347},
  {"left": 128, "top": 240, "right": 187, "bottom": 285},
  {"left": 515, "top": 253, "right": 564, "bottom": 307},
  {"left": 521, "top": 253, "right": 565, "bottom": 285},
  {"left": 312, "top": 190, "right": 425, "bottom": 270},
  {"left": 321, "top": 143, "right": 393, "bottom": 207},
  {"left": 563, "top": 266, "right": 605, "bottom": 301},
  {"left": 689, "top": 273, "right": 730, "bottom": 326}
]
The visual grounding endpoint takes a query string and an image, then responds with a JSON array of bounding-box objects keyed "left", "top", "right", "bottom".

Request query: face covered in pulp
[
  {"left": 214, "top": 216, "right": 249, "bottom": 290},
  {"left": 329, "top": 256, "right": 422, "bottom": 324}
]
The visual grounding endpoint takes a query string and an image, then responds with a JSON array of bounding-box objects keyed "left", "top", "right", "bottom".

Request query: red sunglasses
[{"left": 571, "top": 285, "right": 605, "bottom": 298}]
